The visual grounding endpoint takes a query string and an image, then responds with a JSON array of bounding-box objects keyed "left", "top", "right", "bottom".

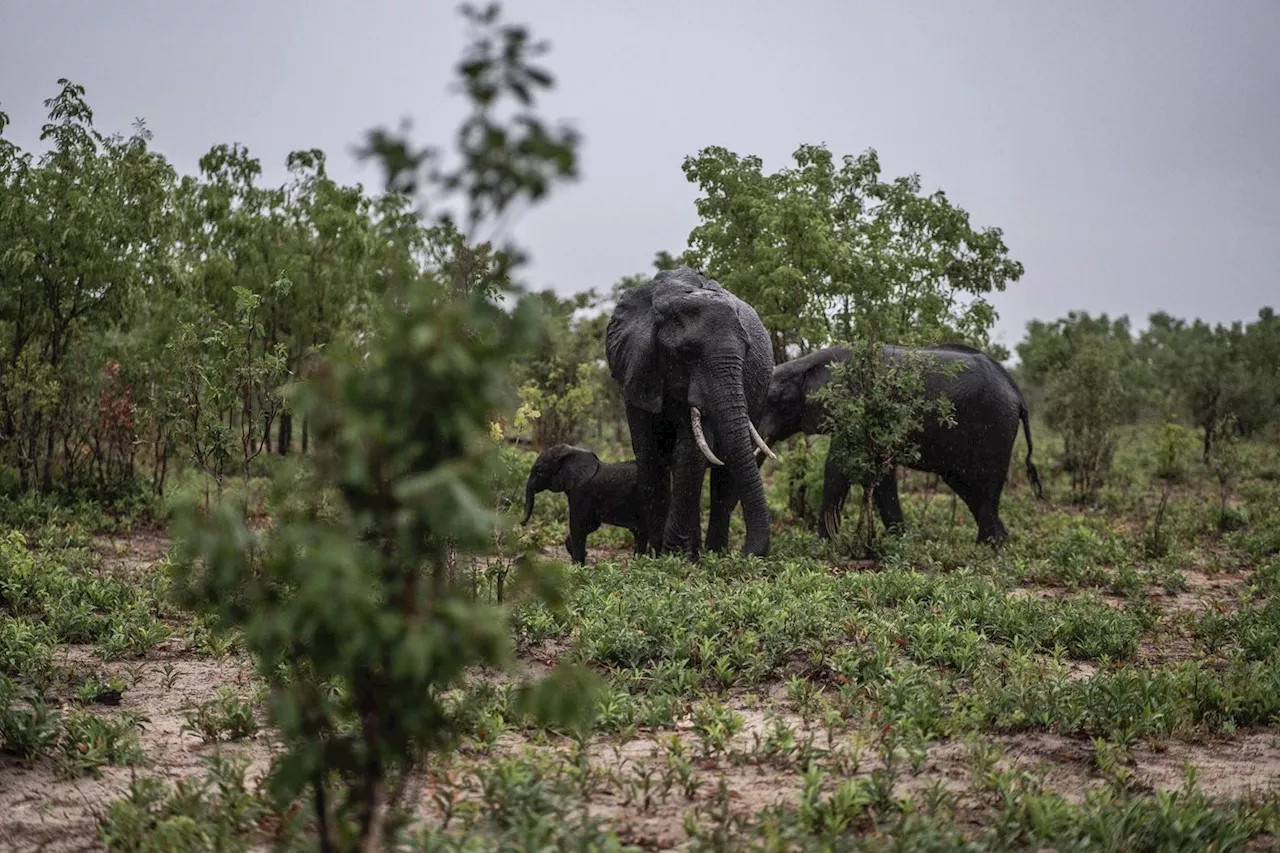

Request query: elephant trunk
[
  {"left": 707, "top": 369, "right": 771, "bottom": 558},
  {"left": 520, "top": 478, "right": 537, "bottom": 525}
]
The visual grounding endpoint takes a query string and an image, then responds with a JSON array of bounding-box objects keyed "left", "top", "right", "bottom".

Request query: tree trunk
[{"left": 279, "top": 412, "right": 293, "bottom": 455}]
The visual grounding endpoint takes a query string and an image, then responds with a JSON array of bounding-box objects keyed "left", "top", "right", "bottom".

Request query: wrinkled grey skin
[
  {"left": 606, "top": 267, "right": 775, "bottom": 561},
  {"left": 520, "top": 444, "right": 647, "bottom": 564},
  {"left": 756, "top": 342, "right": 1042, "bottom": 544}
]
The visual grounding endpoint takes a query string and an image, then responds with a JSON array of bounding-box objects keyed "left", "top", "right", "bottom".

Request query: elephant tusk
[
  {"left": 749, "top": 420, "right": 777, "bottom": 460},
  {"left": 690, "top": 407, "right": 725, "bottom": 466}
]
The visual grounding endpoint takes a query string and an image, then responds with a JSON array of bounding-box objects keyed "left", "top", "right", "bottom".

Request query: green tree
[
  {"left": 1239, "top": 307, "right": 1280, "bottom": 434},
  {"left": 1017, "top": 312, "right": 1142, "bottom": 500},
  {"left": 1138, "top": 313, "right": 1260, "bottom": 461},
  {"left": 1208, "top": 413, "right": 1245, "bottom": 531},
  {"left": 0, "top": 81, "right": 177, "bottom": 492},
  {"left": 681, "top": 143, "right": 1024, "bottom": 362},
  {"left": 1147, "top": 422, "right": 1195, "bottom": 557},
  {"left": 170, "top": 4, "right": 592, "bottom": 849},
  {"left": 813, "top": 338, "right": 957, "bottom": 554},
  {"left": 514, "top": 289, "right": 599, "bottom": 448}
]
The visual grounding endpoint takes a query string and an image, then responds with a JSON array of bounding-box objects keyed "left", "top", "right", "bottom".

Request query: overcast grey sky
[{"left": 3, "top": 1, "right": 1277, "bottom": 353}]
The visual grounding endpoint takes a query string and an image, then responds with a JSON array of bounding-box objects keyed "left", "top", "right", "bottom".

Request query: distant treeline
[{"left": 1, "top": 82, "right": 1275, "bottom": 503}]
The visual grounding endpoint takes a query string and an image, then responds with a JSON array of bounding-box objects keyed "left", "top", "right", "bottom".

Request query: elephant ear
[
  {"left": 804, "top": 359, "right": 834, "bottom": 397},
  {"left": 549, "top": 448, "right": 602, "bottom": 492},
  {"left": 606, "top": 281, "right": 663, "bottom": 413}
]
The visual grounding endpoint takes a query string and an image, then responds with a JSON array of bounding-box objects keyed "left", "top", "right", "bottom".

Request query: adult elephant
[
  {"left": 605, "top": 267, "right": 776, "bottom": 560},
  {"left": 755, "top": 342, "right": 1042, "bottom": 544}
]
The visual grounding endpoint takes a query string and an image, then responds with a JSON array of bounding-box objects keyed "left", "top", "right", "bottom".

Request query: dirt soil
[
  {"left": 0, "top": 650, "right": 276, "bottom": 852},
  {"left": 3, "top": 536, "right": 1278, "bottom": 852}
]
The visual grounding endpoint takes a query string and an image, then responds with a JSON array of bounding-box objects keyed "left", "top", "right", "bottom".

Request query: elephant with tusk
[{"left": 605, "top": 267, "right": 776, "bottom": 561}]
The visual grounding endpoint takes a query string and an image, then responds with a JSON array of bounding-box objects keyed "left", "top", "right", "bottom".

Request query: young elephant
[
  {"left": 519, "top": 444, "right": 648, "bottom": 564},
  {"left": 756, "top": 342, "right": 1043, "bottom": 544}
]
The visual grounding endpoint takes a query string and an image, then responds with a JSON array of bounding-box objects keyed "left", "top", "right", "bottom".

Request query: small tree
[
  {"left": 513, "top": 291, "right": 598, "bottom": 447},
  {"left": 1147, "top": 422, "right": 1194, "bottom": 557},
  {"left": 813, "top": 339, "right": 957, "bottom": 555},
  {"left": 1018, "top": 314, "right": 1139, "bottom": 502},
  {"left": 1046, "top": 344, "right": 1128, "bottom": 501},
  {"left": 169, "top": 5, "right": 593, "bottom": 849},
  {"left": 1208, "top": 413, "right": 1244, "bottom": 531},
  {"left": 173, "top": 272, "right": 594, "bottom": 850}
]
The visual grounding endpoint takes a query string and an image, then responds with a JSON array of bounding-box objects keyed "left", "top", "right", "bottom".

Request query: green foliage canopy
[{"left": 681, "top": 144, "right": 1025, "bottom": 361}]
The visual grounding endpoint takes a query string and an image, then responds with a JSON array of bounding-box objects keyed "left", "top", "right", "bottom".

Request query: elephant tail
[{"left": 1019, "top": 401, "right": 1044, "bottom": 499}]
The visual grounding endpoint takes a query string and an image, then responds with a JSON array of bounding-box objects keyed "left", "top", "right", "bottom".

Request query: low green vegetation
[{"left": 2, "top": 425, "right": 1279, "bottom": 850}]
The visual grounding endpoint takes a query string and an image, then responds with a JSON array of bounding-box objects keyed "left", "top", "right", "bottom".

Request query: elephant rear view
[{"left": 606, "top": 267, "right": 776, "bottom": 560}]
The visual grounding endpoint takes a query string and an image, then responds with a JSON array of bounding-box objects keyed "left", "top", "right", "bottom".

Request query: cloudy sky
[{"left": 3, "top": 1, "right": 1276, "bottom": 354}]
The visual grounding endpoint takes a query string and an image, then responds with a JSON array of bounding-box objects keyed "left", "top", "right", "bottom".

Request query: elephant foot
[
  {"left": 679, "top": 546, "right": 702, "bottom": 563},
  {"left": 976, "top": 526, "right": 1009, "bottom": 547},
  {"left": 660, "top": 540, "right": 700, "bottom": 564}
]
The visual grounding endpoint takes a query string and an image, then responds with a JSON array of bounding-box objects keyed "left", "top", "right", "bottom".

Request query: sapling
[
  {"left": 1208, "top": 413, "right": 1245, "bottom": 531},
  {"left": 813, "top": 337, "right": 958, "bottom": 556},
  {"left": 1147, "top": 422, "right": 1193, "bottom": 557},
  {"left": 168, "top": 5, "right": 594, "bottom": 849}
]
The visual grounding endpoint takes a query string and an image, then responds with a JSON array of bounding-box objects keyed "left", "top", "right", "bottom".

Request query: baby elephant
[{"left": 519, "top": 444, "right": 648, "bottom": 564}]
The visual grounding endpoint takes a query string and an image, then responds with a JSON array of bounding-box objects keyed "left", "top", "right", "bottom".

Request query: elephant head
[
  {"left": 605, "top": 267, "right": 776, "bottom": 557},
  {"left": 520, "top": 444, "right": 602, "bottom": 524},
  {"left": 757, "top": 346, "right": 851, "bottom": 449}
]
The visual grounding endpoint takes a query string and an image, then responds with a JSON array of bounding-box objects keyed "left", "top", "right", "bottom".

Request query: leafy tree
[
  {"left": 513, "top": 290, "right": 599, "bottom": 447},
  {"left": 355, "top": 2, "right": 578, "bottom": 248},
  {"left": 164, "top": 281, "right": 291, "bottom": 507},
  {"left": 1147, "top": 422, "right": 1195, "bottom": 557},
  {"left": 0, "top": 81, "right": 177, "bottom": 492},
  {"left": 681, "top": 143, "right": 1024, "bottom": 361},
  {"left": 1138, "top": 313, "right": 1261, "bottom": 461},
  {"left": 170, "top": 4, "right": 592, "bottom": 849},
  {"left": 813, "top": 339, "right": 957, "bottom": 554},
  {"left": 653, "top": 248, "right": 697, "bottom": 272},
  {"left": 1239, "top": 307, "right": 1280, "bottom": 430},
  {"left": 575, "top": 306, "right": 628, "bottom": 446},
  {"left": 1208, "top": 413, "right": 1245, "bottom": 531},
  {"left": 1017, "top": 312, "right": 1142, "bottom": 501}
]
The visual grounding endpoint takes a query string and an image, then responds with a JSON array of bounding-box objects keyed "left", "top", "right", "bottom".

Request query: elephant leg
[
  {"left": 568, "top": 517, "right": 586, "bottom": 563},
  {"left": 817, "top": 456, "right": 852, "bottom": 539},
  {"left": 970, "top": 476, "right": 1009, "bottom": 545},
  {"left": 709, "top": 454, "right": 763, "bottom": 551},
  {"left": 663, "top": 427, "right": 708, "bottom": 561},
  {"left": 942, "top": 474, "right": 1007, "bottom": 544},
  {"left": 626, "top": 407, "right": 674, "bottom": 556},
  {"left": 872, "top": 468, "right": 906, "bottom": 535},
  {"left": 705, "top": 466, "right": 737, "bottom": 553},
  {"left": 632, "top": 525, "right": 648, "bottom": 556},
  {"left": 566, "top": 514, "right": 591, "bottom": 565}
]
